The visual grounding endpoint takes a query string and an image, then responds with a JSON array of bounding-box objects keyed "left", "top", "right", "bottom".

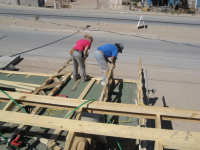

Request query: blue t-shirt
[{"left": 98, "top": 44, "right": 118, "bottom": 58}]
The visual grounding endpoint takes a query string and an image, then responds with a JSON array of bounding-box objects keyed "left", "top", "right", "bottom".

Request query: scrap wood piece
[{"left": 0, "top": 110, "right": 200, "bottom": 150}]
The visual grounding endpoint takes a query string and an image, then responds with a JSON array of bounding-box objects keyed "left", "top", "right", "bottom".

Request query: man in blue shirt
[{"left": 94, "top": 43, "right": 124, "bottom": 85}]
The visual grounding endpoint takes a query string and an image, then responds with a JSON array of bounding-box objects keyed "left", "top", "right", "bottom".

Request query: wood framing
[
  {"left": 0, "top": 110, "right": 199, "bottom": 150},
  {"left": 0, "top": 91, "right": 200, "bottom": 122},
  {"left": 0, "top": 58, "right": 199, "bottom": 150}
]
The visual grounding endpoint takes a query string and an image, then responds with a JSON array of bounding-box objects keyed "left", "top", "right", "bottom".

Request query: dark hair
[{"left": 115, "top": 43, "right": 124, "bottom": 53}]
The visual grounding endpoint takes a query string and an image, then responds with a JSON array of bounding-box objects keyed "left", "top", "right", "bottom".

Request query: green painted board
[
  {"left": 85, "top": 82, "right": 103, "bottom": 100},
  {"left": 59, "top": 79, "right": 90, "bottom": 98},
  {"left": 0, "top": 73, "right": 47, "bottom": 84},
  {"left": 0, "top": 102, "right": 7, "bottom": 110},
  {"left": 107, "top": 82, "right": 139, "bottom": 126}
]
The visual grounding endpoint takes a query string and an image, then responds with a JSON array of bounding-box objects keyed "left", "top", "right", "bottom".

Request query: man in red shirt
[{"left": 70, "top": 34, "right": 93, "bottom": 81}]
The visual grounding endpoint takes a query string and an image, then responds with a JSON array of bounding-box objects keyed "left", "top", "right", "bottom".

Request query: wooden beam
[
  {"left": 155, "top": 114, "right": 163, "bottom": 150},
  {"left": 155, "top": 114, "right": 161, "bottom": 129},
  {"left": 0, "top": 70, "right": 51, "bottom": 77},
  {"left": 0, "top": 81, "right": 36, "bottom": 91},
  {"left": 0, "top": 80, "right": 40, "bottom": 88},
  {"left": 3, "top": 100, "right": 13, "bottom": 111},
  {"left": 0, "top": 110, "right": 199, "bottom": 150},
  {"left": 99, "top": 64, "right": 114, "bottom": 101},
  {"left": 79, "top": 79, "right": 96, "bottom": 99},
  {"left": 48, "top": 72, "right": 71, "bottom": 96},
  {"left": 0, "top": 92, "right": 200, "bottom": 122},
  {"left": 155, "top": 141, "right": 163, "bottom": 150},
  {"left": 37, "top": 81, "right": 62, "bottom": 90}
]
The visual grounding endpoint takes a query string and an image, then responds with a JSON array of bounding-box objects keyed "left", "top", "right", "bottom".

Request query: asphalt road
[
  {"left": 0, "top": 5, "right": 200, "bottom": 26},
  {"left": 0, "top": 27, "right": 200, "bottom": 70}
]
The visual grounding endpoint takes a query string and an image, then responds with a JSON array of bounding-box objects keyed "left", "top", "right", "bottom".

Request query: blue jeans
[{"left": 94, "top": 50, "right": 108, "bottom": 82}]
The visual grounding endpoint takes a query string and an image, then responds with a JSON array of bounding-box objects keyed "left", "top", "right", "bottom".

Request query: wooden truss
[{"left": 0, "top": 58, "right": 200, "bottom": 150}]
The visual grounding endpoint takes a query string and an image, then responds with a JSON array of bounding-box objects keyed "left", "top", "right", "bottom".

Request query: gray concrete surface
[
  {"left": 0, "top": 5, "right": 200, "bottom": 26},
  {"left": 0, "top": 27, "right": 199, "bottom": 70}
]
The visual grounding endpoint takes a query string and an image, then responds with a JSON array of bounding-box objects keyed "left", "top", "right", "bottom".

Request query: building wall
[
  {"left": 0, "top": 0, "right": 18, "bottom": 5},
  {"left": 97, "top": 0, "right": 122, "bottom": 9},
  {"left": 0, "top": 0, "right": 38, "bottom": 6}
]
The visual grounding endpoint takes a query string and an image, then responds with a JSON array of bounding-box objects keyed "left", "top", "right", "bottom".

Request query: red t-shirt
[{"left": 73, "top": 39, "right": 91, "bottom": 52}]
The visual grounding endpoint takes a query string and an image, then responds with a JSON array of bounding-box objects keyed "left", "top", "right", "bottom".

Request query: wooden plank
[
  {"left": 0, "top": 110, "right": 199, "bottom": 150},
  {"left": 155, "top": 115, "right": 162, "bottom": 150},
  {"left": 99, "top": 64, "right": 114, "bottom": 101},
  {"left": 0, "top": 92, "right": 200, "bottom": 122},
  {"left": 0, "top": 80, "right": 41, "bottom": 88},
  {"left": 37, "top": 81, "right": 62, "bottom": 90},
  {"left": 155, "top": 141, "right": 163, "bottom": 150},
  {"left": 78, "top": 79, "right": 96, "bottom": 99},
  {"left": 156, "top": 115, "right": 161, "bottom": 129},
  {"left": 0, "top": 70, "right": 51, "bottom": 77},
  {"left": 0, "top": 81, "right": 36, "bottom": 91},
  {"left": 3, "top": 100, "right": 13, "bottom": 111},
  {"left": 48, "top": 72, "right": 71, "bottom": 96}
]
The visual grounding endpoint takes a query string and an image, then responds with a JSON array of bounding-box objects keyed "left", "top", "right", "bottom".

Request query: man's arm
[
  {"left": 84, "top": 46, "right": 89, "bottom": 58},
  {"left": 111, "top": 56, "right": 116, "bottom": 67}
]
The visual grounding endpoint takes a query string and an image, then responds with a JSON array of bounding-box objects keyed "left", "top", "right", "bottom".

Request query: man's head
[
  {"left": 115, "top": 43, "right": 124, "bottom": 53},
  {"left": 84, "top": 34, "right": 93, "bottom": 42}
]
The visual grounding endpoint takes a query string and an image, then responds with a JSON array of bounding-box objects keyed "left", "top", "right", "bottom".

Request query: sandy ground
[{"left": 1, "top": 13, "right": 200, "bottom": 132}]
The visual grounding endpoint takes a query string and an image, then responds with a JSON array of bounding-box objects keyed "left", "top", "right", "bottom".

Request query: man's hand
[
  {"left": 69, "top": 48, "right": 74, "bottom": 56},
  {"left": 84, "top": 53, "right": 88, "bottom": 58},
  {"left": 105, "top": 58, "right": 112, "bottom": 64}
]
